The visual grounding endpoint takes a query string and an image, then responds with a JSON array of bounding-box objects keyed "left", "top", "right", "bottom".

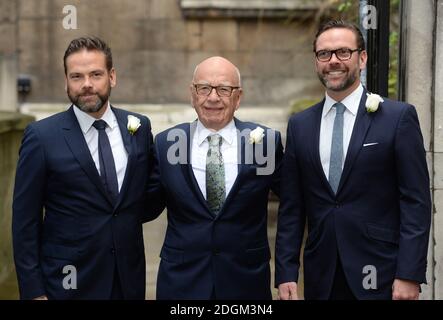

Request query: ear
[
  {"left": 313, "top": 52, "right": 321, "bottom": 73},
  {"left": 234, "top": 88, "right": 243, "bottom": 111},
  {"left": 190, "top": 84, "right": 197, "bottom": 109},
  {"left": 64, "top": 77, "right": 68, "bottom": 92},
  {"left": 359, "top": 50, "right": 368, "bottom": 71},
  {"left": 109, "top": 68, "right": 117, "bottom": 87}
]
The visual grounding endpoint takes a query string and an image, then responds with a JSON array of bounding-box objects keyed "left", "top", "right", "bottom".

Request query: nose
[
  {"left": 82, "top": 76, "right": 93, "bottom": 89},
  {"left": 329, "top": 52, "right": 341, "bottom": 64},
  {"left": 207, "top": 87, "right": 220, "bottom": 101}
]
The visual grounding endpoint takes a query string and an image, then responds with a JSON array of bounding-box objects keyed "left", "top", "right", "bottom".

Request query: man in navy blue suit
[
  {"left": 12, "top": 37, "right": 156, "bottom": 300},
  {"left": 275, "top": 20, "right": 431, "bottom": 300},
  {"left": 148, "top": 56, "right": 283, "bottom": 299}
]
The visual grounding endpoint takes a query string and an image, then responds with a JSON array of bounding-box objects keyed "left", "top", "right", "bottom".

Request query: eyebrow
[{"left": 68, "top": 69, "right": 105, "bottom": 75}]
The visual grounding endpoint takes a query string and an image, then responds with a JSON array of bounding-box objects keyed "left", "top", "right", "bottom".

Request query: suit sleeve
[
  {"left": 12, "top": 125, "right": 46, "bottom": 299},
  {"left": 394, "top": 105, "right": 432, "bottom": 283},
  {"left": 142, "top": 131, "right": 166, "bottom": 223},
  {"left": 270, "top": 130, "right": 284, "bottom": 197},
  {"left": 274, "top": 118, "right": 306, "bottom": 286}
]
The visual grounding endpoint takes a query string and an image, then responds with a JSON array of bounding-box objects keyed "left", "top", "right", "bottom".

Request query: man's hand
[
  {"left": 392, "top": 279, "right": 420, "bottom": 300},
  {"left": 33, "top": 295, "right": 48, "bottom": 300},
  {"left": 277, "top": 282, "right": 299, "bottom": 300}
]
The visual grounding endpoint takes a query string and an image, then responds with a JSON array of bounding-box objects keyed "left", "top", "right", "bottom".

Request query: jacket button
[
  {"left": 213, "top": 249, "right": 220, "bottom": 256},
  {"left": 111, "top": 248, "right": 115, "bottom": 254},
  {"left": 335, "top": 202, "right": 340, "bottom": 208}
]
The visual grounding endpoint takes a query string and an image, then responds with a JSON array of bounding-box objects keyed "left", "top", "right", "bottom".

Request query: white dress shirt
[
  {"left": 191, "top": 119, "right": 238, "bottom": 200},
  {"left": 319, "top": 83, "right": 363, "bottom": 179},
  {"left": 73, "top": 103, "right": 128, "bottom": 192}
]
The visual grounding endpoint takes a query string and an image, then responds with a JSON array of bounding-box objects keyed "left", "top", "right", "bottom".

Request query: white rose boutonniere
[
  {"left": 249, "top": 126, "right": 265, "bottom": 144},
  {"left": 127, "top": 115, "right": 141, "bottom": 135},
  {"left": 365, "top": 93, "right": 384, "bottom": 113}
]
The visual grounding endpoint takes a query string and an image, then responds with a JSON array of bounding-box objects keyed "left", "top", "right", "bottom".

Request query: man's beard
[
  {"left": 317, "top": 67, "right": 358, "bottom": 92},
  {"left": 67, "top": 85, "right": 111, "bottom": 114}
]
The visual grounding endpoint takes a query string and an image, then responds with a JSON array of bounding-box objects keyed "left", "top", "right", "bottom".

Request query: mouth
[
  {"left": 80, "top": 94, "right": 97, "bottom": 100},
  {"left": 325, "top": 70, "right": 346, "bottom": 77},
  {"left": 204, "top": 106, "right": 224, "bottom": 112}
]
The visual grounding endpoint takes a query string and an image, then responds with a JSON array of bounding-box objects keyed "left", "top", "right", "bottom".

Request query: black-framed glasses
[
  {"left": 193, "top": 84, "right": 240, "bottom": 97},
  {"left": 315, "top": 48, "right": 362, "bottom": 62}
]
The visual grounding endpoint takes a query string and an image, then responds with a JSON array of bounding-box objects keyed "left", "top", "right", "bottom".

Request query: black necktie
[{"left": 92, "top": 120, "right": 119, "bottom": 203}]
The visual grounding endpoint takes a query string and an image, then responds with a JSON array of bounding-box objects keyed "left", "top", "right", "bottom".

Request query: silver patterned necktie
[
  {"left": 206, "top": 134, "right": 225, "bottom": 214},
  {"left": 328, "top": 102, "right": 346, "bottom": 194}
]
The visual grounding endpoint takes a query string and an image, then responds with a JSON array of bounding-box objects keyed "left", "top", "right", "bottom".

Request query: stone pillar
[
  {"left": 433, "top": 0, "right": 443, "bottom": 300},
  {"left": 0, "top": 0, "right": 18, "bottom": 112},
  {"left": 402, "top": 0, "right": 436, "bottom": 299},
  {"left": 0, "top": 54, "right": 17, "bottom": 112},
  {"left": 0, "top": 112, "right": 34, "bottom": 299}
]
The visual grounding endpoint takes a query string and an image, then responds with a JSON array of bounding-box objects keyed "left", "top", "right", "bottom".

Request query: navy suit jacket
[
  {"left": 149, "top": 118, "right": 283, "bottom": 299},
  {"left": 12, "top": 105, "right": 155, "bottom": 300},
  {"left": 275, "top": 90, "right": 431, "bottom": 299}
]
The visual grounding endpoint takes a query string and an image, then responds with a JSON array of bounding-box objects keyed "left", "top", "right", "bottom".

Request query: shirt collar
[
  {"left": 196, "top": 119, "right": 236, "bottom": 146},
  {"left": 73, "top": 102, "right": 118, "bottom": 134},
  {"left": 322, "top": 83, "right": 363, "bottom": 118}
]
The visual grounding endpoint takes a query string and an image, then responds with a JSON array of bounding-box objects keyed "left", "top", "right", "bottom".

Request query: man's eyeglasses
[
  {"left": 315, "top": 48, "right": 362, "bottom": 62},
  {"left": 193, "top": 84, "right": 240, "bottom": 97}
]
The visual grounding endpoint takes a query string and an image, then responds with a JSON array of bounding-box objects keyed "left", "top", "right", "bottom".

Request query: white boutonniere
[
  {"left": 127, "top": 115, "right": 141, "bottom": 135},
  {"left": 365, "top": 93, "right": 384, "bottom": 113},
  {"left": 249, "top": 126, "right": 265, "bottom": 144}
]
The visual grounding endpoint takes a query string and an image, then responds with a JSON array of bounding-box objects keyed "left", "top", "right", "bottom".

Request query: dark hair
[
  {"left": 63, "top": 36, "right": 112, "bottom": 75},
  {"left": 313, "top": 20, "right": 366, "bottom": 52}
]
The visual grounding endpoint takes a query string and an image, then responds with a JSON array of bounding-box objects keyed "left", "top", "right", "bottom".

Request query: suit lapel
[
  {"left": 113, "top": 107, "right": 136, "bottom": 209},
  {"left": 220, "top": 118, "right": 248, "bottom": 216},
  {"left": 337, "top": 89, "right": 373, "bottom": 194},
  {"left": 62, "top": 106, "right": 114, "bottom": 205},
  {"left": 180, "top": 121, "right": 213, "bottom": 214}
]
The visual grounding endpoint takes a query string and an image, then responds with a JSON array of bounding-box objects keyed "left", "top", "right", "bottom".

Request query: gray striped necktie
[
  {"left": 206, "top": 134, "right": 225, "bottom": 214},
  {"left": 328, "top": 102, "right": 346, "bottom": 193}
]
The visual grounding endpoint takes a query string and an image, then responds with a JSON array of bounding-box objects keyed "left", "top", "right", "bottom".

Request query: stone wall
[
  {"left": 0, "top": 54, "right": 18, "bottom": 112},
  {"left": 0, "top": 0, "right": 18, "bottom": 111},
  {"left": 0, "top": 0, "right": 17, "bottom": 54},
  {"left": 4, "top": 0, "right": 322, "bottom": 106},
  {"left": 0, "top": 112, "right": 34, "bottom": 299}
]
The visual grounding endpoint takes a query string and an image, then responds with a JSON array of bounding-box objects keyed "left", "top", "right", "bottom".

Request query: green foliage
[
  {"left": 388, "top": 30, "right": 399, "bottom": 98},
  {"left": 391, "top": 0, "right": 400, "bottom": 7},
  {"left": 338, "top": 1, "right": 353, "bottom": 13},
  {"left": 289, "top": 98, "right": 319, "bottom": 115}
]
